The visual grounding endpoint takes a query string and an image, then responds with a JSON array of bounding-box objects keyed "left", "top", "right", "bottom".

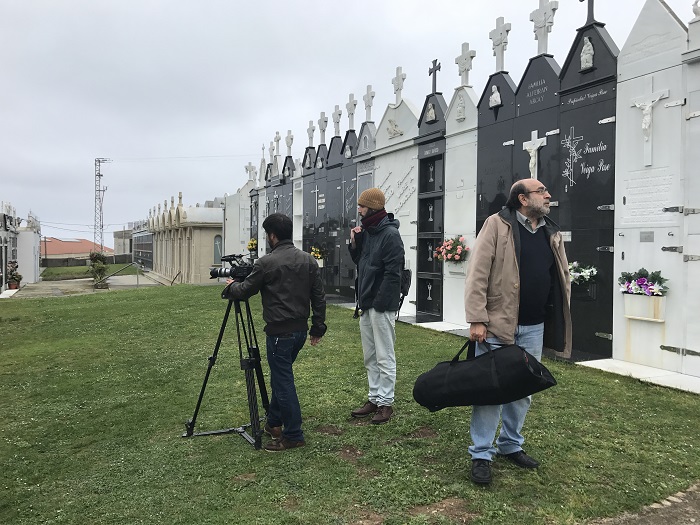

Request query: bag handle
[{"left": 451, "top": 339, "right": 504, "bottom": 363}]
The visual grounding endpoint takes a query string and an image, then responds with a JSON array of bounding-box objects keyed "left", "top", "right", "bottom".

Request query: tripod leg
[
  {"left": 241, "top": 361, "right": 262, "bottom": 449},
  {"left": 182, "top": 299, "right": 234, "bottom": 437}
]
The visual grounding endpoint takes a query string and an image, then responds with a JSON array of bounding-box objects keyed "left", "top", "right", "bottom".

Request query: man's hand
[
  {"left": 469, "top": 322, "right": 487, "bottom": 342},
  {"left": 310, "top": 336, "right": 322, "bottom": 346},
  {"left": 349, "top": 226, "right": 362, "bottom": 248}
]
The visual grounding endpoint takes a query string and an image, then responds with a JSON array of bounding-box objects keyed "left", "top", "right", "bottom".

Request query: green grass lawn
[
  {"left": 1, "top": 285, "right": 699, "bottom": 524},
  {"left": 41, "top": 264, "right": 143, "bottom": 281}
]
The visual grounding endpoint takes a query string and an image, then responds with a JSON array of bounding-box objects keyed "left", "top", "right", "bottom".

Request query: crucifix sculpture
[
  {"left": 455, "top": 42, "right": 476, "bottom": 87},
  {"left": 523, "top": 130, "right": 547, "bottom": 179},
  {"left": 429, "top": 59, "right": 441, "bottom": 94},
  {"left": 489, "top": 16, "right": 512, "bottom": 72},
  {"left": 630, "top": 76, "right": 669, "bottom": 167},
  {"left": 268, "top": 141, "right": 274, "bottom": 164},
  {"left": 531, "top": 0, "right": 558, "bottom": 55},
  {"left": 392, "top": 66, "right": 406, "bottom": 106}
]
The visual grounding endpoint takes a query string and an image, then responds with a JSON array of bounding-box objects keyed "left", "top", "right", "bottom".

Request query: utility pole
[{"left": 94, "top": 158, "right": 111, "bottom": 253}]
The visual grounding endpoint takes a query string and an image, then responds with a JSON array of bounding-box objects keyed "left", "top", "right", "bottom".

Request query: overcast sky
[{"left": 0, "top": 0, "right": 692, "bottom": 247}]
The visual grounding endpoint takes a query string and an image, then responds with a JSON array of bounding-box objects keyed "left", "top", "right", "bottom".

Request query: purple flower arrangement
[{"left": 618, "top": 268, "right": 668, "bottom": 296}]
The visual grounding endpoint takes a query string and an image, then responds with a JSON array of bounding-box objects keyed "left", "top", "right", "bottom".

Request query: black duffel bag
[{"left": 413, "top": 340, "right": 557, "bottom": 412}]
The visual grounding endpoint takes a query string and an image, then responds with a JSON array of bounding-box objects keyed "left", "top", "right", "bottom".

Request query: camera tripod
[{"left": 182, "top": 297, "right": 269, "bottom": 449}]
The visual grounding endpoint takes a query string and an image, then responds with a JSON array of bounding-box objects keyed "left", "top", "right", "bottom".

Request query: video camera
[{"left": 209, "top": 253, "right": 254, "bottom": 281}]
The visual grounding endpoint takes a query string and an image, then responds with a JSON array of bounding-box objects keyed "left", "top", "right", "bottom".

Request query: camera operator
[{"left": 222, "top": 213, "right": 326, "bottom": 452}]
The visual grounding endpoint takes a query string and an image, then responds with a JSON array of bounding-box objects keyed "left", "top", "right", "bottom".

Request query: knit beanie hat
[{"left": 357, "top": 188, "right": 385, "bottom": 210}]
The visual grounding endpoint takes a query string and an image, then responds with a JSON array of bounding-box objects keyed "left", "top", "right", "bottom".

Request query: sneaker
[
  {"left": 470, "top": 459, "right": 492, "bottom": 485},
  {"left": 263, "top": 422, "right": 282, "bottom": 440},
  {"left": 263, "top": 438, "right": 305, "bottom": 452},
  {"left": 351, "top": 401, "right": 378, "bottom": 418},
  {"left": 497, "top": 450, "right": 540, "bottom": 469},
  {"left": 370, "top": 405, "right": 393, "bottom": 425}
]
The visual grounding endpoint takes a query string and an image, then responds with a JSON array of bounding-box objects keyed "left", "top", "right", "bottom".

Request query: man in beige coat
[{"left": 464, "top": 178, "right": 571, "bottom": 485}]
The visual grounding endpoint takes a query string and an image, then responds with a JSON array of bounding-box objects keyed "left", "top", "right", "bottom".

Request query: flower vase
[
  {"left": 623, "top": 294, "right": 666, "bottom": 322},
  {"left": 8, "top": 281, "right": 18, "bottom": 290},
  {"left": 316, "top": 259, "right": 324, "bottom": 268},
  {"left": 571, "top": 282, "right": 597, "bottom": 301},
  {"left": 447, "top": 260, "right": 466, "bottom": 275}
]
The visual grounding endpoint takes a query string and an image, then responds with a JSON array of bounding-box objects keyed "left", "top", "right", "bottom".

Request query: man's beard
[{"left": 530, "top": 202, "right": 551, "bottom": 218}]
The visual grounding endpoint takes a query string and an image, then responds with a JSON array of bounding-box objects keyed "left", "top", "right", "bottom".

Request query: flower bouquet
[
  {"left": 434, "top": 235, "right": 469, "bottom": 262},
  {"left": 247, "top": 238, "right": 258, "bottom": 252},
  {"left": 569, "top": 261, "right": 597, "bottom": 285},
  {"left": 618, "top": 268, "right": 668, "bottom": 296},
  {"left": 310, "top": 246, "right": 326, "bottom": 260}
]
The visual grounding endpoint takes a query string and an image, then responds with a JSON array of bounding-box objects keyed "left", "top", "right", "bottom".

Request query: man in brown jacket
[{"left": 464, "top": 178, "right": 571, "bottom": 485}]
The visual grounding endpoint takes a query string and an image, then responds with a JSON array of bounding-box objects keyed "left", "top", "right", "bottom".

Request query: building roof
[{"left": 41, "top": 237, "right": 115, "bottom": 256}]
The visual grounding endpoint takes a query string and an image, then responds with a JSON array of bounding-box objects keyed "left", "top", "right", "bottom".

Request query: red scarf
[{"left": 361, "top": 209, "right": 388, "bottom": 229}]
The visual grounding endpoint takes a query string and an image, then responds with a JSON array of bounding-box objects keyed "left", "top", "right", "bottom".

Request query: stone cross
[
  {"left": 392, "top": 66, "right": 406, "bottom": 106},
  {"left": 523, "top": 130, "right": 547, "bottom": 178},
  {"left": 489, "top": 17, "right": 512, "bottom": 72},
  {"left": 579, "top": 0, "right": 596, "bottom": 25},
  {"left": 274, "top": 131, "right": 281, "bottom": 156},
  {"left": 245, "top": 161, "right": 256, "bottom": 182},
  {"left": 318, "top": 112, "right": 328, "bottom": 144},
  {"left": 363, "top": 84, "right": 375, "bottom": 122},
  {"left": 285, "top": 130, "right": 293, "bottom": 157},
  {"left": 531, "top": 0, "right": 558, "bottom": 55},
  {"left": 630, "top": 76, "right": 669, "bottom": 167},
  {"left": 455, "top": 42, "right": 476, "bottom": 86},
  {"left": 332, "top": 105, "right": 342, "bottom": 137},
  {"left": 307, "top": 120, "right": 315, "bottom": 147},
  {"left": 346, "top": 93, "right": 357, "bottom": 130},
  {"left": 268, "top": 141, "right": 274, "bottom": 164},
  {"left": 429, "top": 59, "right": 441, "bottom": 94}
]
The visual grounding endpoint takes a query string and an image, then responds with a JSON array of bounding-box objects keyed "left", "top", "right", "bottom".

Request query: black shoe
[
  {"left": 498, "top": 450, "right": 540, "bottom": 469},
  {"left": 470, "top": 459, "right": 492, "bottom": 485}
]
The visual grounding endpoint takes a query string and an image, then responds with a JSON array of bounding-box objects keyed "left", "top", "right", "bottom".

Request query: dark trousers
[{"left": 265, "top": 331, "right": 307, "bottom": 442}]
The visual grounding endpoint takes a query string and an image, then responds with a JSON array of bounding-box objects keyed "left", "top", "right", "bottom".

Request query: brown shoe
[
  {"left": 263, "top": 438, "right": 305, "bottom": 452},
  {"left": 351, "top": 401, "right": 378, "bottom": 418},
  {"left": 264, "top": 422, "right": 282, "bottom": 440},
  {"left": 371, "top": 405, "right": 393, "bottom": 425}
]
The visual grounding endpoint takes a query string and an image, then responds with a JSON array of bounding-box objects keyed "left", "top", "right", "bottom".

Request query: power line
[{"left": 111, "top": 153, "right": 259, "bottom": 162}]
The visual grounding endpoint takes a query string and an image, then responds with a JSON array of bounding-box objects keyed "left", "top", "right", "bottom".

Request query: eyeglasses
[{"left": 525, "top": 187, "right": 548, "bottom": 195}]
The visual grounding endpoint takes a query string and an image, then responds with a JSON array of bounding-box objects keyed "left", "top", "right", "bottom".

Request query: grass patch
[
  {"left": 41, "top": 264, "right": 143, "bottom": 281},
  {"left": 1, "top": 285, "right": 699, "bottom": 524}
]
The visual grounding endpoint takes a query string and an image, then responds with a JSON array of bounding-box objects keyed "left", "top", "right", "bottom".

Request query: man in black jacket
[
  {"left": 348, "top": 188, "right": 404, "bottom": 424},
  {"left": 223, "top": 213, "right": 326, "bottom": 451}
]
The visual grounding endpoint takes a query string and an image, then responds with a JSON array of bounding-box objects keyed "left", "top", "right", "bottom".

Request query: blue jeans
[
  {"left": 468, "top": 323, "right": 544, "bottom": 461},
  {"left": 266, "top": 331, "right": 307, "bottom": 442},
  {"left": 358, "top": 308, "right": 397, "bottom": 406}
]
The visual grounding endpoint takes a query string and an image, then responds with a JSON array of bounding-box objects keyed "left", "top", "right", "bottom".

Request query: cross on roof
[
  {"left": 285, "top": 130, "right": 293, "bottom": 157},
  {"left": 346, "top": 93, "right": 357, "bottom": 130},
  {"left": 455, "top": 42, "right": 476, "bottom": 86},
  {"left": 274, "top": 131, "right": 281, "bottom": 156},
  {"left": 579, "top": 0, "right": 596, "bottom": 25},
  {"left": 307, "top": 120, "right": 315, "bottom": 147},
  {"left": 531, "top": 0, "right": 558, "bottom": 55},
  {"left": 245, "top": 161, "right": 256, "bottom": 182},
  {"left": 268, "top": 141, "right": 274, "bottom": 163},
  {"left": 429, "top": 59, "right": 441, "bottom": 94},
  {"left": 489, "top": 16, "right": 511, "bottom": 72},
  {"left": 363, "top": 85, "right": 375, "bottom": 122},
  {"left": 332, "top": 105, "right": 342, "bottom": 137},
  {"left": 318, "top": 111, "right": 328, "bottom": 144},
  {"left": 392, "top": 66, "right": 406, "bottom": 106}
]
